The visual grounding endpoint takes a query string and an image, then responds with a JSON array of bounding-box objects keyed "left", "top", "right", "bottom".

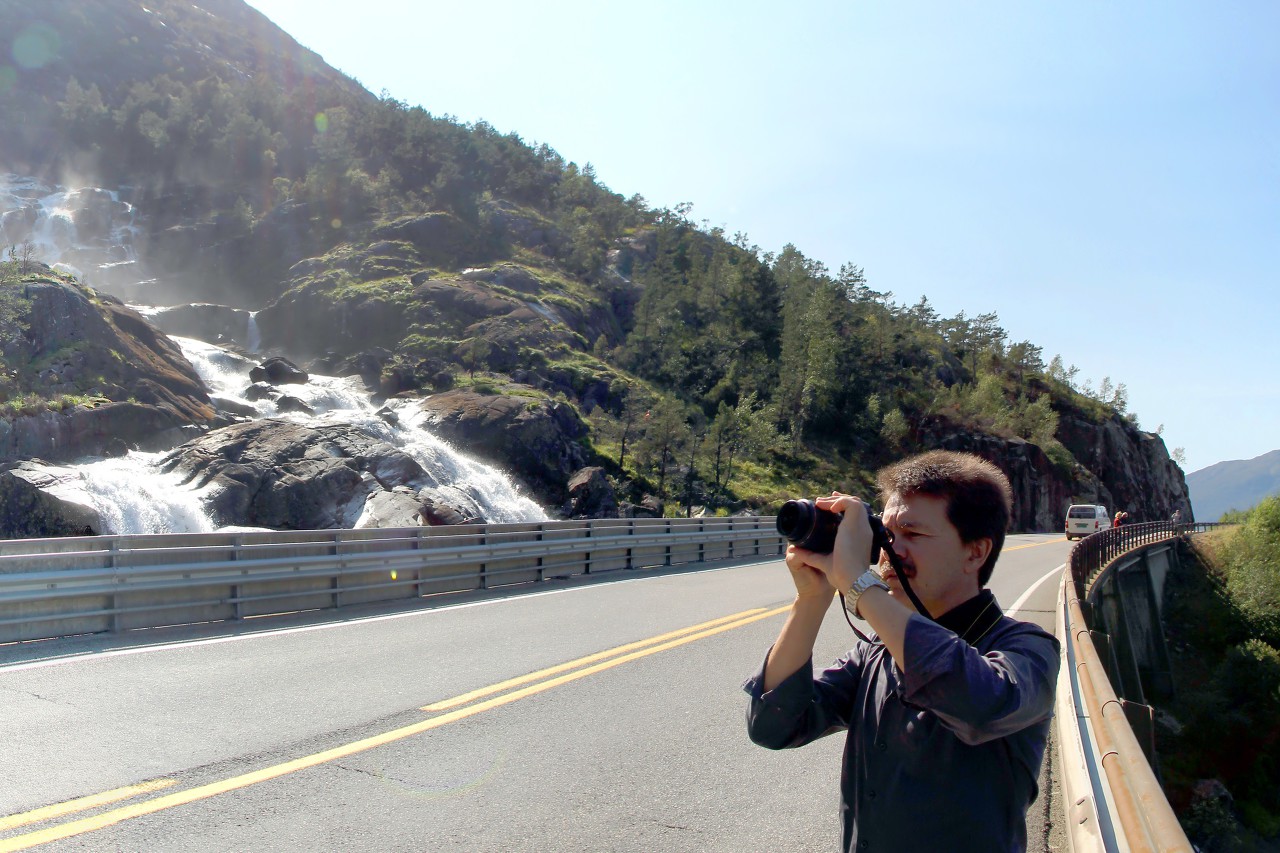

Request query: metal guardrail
[
  {"left": 0, "top": 517, "right": 786, "bottom": 643},
  {"left": 1061, "top": 521, "right": 1222, "bottom": 852}
]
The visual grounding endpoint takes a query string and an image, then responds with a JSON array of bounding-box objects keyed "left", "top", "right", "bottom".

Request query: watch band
[{"left": 844, "top": 569, "right": 890, "bottom": 620}]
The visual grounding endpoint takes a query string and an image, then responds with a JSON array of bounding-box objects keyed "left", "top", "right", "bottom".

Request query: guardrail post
[
  {"left": 698, "top": 518, "right": 705, "bottom": 563},
  {"left": 231, "top": 535, "right": 244, "bottom": 620},
  {"left": 479, "top": 525, "right": 489, "bottom": 590},
  {"left": 1121, "top": 699, "right": 1157, "bottom": 766},
  {"left": 330, "top": 531, "right": 343, "bottom": 609},
  {"left": 626, "top": 519, "right": 634, "bottom": 570},
  {"left": 414, "top": 527, "right": 427, "bottom": 597},
  {"left": 728, "top": 518, "right": 735, "bottom": 560},
  {"left": 535, "top": 524, "right": 545, "bottom": 582},
  {"left": 109, "top": 537, "right": 121, "bottom": 633},
  {"left": 583, "top": 520, "right": 593, "bottom": 575},
  {"left": 664, "top": 519, "right": 672, "bottom": 566}
]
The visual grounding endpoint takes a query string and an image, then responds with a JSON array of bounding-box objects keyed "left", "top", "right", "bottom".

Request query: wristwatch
[{"left": 844, "top": 569, "right": 890, "bottom": 620}]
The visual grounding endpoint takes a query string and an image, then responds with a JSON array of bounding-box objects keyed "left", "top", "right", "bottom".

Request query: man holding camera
[{"left": 744, "top": 450, "right": 1059, "bottom": 852}]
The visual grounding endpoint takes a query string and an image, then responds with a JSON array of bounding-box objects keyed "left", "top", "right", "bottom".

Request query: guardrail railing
[
  {"left": 1061, "top": 520, "right": 1223, "bottom": 853},
  {"left": 0, "top": 517, "right": 786, "bottom": 643}
]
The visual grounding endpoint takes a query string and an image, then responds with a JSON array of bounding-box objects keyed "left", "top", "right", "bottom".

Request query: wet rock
[
  {"left": 416, "top": 389, "right": 588, "bottom": 506},
  {"left": 0, "top": 461, "right": 103, "bottom": 538},
  {"left": 249, "top": 356, "right": 308, "bottom": 385},
  {"left": 160, "top": 419, "right": 427, "bottom": 530},
  {"left": 274, "top": 395, "right": 314, "bottom": 415}
]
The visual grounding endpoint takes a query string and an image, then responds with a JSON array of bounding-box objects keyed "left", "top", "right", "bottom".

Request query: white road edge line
[
  {"left": 0, "top": 560, "right": 764, "bottom": 674},
  {"left": 1007, "top": 563, "right": 1066, "bottom": 615},
  {"left": 2, "top": 535, "right": 1060, "bottom": 673}
]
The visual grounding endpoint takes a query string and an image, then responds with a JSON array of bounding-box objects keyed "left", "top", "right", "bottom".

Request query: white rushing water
[
  {"left": 0, "top": 174, "right": 150, "bottom": 296},
  {"left": 4, "top": 174, "right": 549, "bottom": 534},
  {"left": 27, "top": 330, "right": 549, "bottom": 535}
]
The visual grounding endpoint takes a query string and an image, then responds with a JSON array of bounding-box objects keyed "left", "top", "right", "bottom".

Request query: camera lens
[{"left": 776, "top": 499, "right": 840, "bottom": 554}]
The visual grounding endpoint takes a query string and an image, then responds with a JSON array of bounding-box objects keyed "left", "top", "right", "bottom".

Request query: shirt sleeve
[
  {"left": 743, "top": 646, "right": 864, "bottom": 750},
  {"left": 900, "top": 616, "right": 1060, "bottom": 746}
]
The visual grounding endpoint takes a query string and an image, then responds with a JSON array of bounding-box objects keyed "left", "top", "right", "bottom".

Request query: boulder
[
  {"left": 415, "top": 487, "right": 485, "bottom": 527},
  {"left": 0, "top": 461, "right": 103, "bottom": 538},
  {"left": 415, "top": 390, "right": 589, "bottom": 505},
  {"left": 156, "top": 419, "right": 493, "bottom": 531},
  {"left": 159, "top": 419, "right": 428, "bottom": 530},
  {"left": 565, "top": 466, "right": 618, "bottom": 518},
  {"left": 273, "top": 395, "right": 314, "bottom": 415},
  {"left": 249, "top": 356, "right": 308, "bottom": 385}
]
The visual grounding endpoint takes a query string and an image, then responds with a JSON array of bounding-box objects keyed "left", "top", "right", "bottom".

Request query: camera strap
[
  {"left": 870, "top": 516, "right": 932, "bottom": 620},
  {"left": 840, "top": 517, "right": 932, "bottom": 641}
]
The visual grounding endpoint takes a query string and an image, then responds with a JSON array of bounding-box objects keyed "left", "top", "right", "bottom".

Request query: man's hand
[
  {"left": 808, "top": 493, "right": 876, "bottom": 593},
  {"left": 784, "top": 544, "right": 836, "bottom": 601}
]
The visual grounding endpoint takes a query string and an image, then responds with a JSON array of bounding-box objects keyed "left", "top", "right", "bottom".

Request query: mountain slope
[
  {"left": 1187, "top": 449, "right": 1280, "bottom": 521},
  {"left": 0, "top": 0, "right": 1192, "bottom": 527}
]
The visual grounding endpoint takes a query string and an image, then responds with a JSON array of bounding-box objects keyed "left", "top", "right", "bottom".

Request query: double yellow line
[{"left": 0, "top": 605, "right": 789, "bottom": 851}]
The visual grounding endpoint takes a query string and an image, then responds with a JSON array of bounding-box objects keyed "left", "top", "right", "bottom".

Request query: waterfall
[
  {"left": 35, "top": 455, "right": 218, "bottom": 535},
  {"left": 4, "top": 174, "right": 550, "bottom": 533},
  {"left": 1, "top": 173, "right": 149, "bottom": 297},
  {"left": 29, "top": 334, "right": 548, "bottom": 534},
  {"left": 246, "top": 311, "right": 261, "bottom": 353}
]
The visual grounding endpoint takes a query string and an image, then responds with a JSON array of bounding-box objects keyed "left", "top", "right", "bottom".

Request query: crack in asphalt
[{"left": 0, "top": 684, "right": 79, "bottom": 708}]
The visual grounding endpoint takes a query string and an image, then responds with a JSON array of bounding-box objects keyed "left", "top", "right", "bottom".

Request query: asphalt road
[{"left": 0, "top": 533, "right": 1073, "bottom": 852}]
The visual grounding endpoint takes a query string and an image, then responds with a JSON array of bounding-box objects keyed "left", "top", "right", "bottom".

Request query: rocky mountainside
[{"left": 0, "top": 0, "right": 1191, "bottom": 537}]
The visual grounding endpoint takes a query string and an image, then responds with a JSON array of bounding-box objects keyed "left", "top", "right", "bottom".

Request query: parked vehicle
[{"left": 1065, "top": 504, "right": 1111, "bottom": 540}]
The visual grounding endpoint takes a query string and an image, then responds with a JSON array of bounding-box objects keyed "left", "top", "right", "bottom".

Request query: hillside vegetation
[
  {"left": 0, "top": 0, "right": 1183, "bottom": 517},
  {"left": 1160, "top": 498, "right": 1280, "bottom": 850}
]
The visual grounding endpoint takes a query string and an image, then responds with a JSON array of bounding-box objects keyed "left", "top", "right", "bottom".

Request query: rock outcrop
[
  {"left": 157, "top": 419, "right": 484, "bottom": 530},
  {"left": 1054, "top": 408, "right": 1192, "bottom": 522},
  {"left": 0, "top": 461, "right": 103, "bottom": 538},
  {"left": 917, "top": 408, "right": 1189, "bottom": 531},
  {"left": 0, "top": 273, "right": 215, "bottom": 463},
  {"left": 415, "top": 390, "right": 589, "bottom": 505}
]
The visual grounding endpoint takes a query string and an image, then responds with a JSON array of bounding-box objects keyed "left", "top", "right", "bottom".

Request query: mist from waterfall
[
  {"left": 0, "top": 174, "right": 150, "bottom": 296},
  {"left": 3, "top": 173, "right": 549, "bottom": 535}
]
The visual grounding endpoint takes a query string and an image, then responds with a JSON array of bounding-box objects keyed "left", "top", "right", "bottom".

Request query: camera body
[{"left": 776, "top": 498, "right": 887, "bottom": 565}]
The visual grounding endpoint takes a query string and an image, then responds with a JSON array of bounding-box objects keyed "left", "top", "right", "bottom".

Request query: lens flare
[{"left": 12, "top": 24, "right": 60, "bottom": 70}]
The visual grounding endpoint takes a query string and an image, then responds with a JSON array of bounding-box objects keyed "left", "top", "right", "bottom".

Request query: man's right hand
[{"left": 784, "top": 544, "right": 836, "bottom": 601}]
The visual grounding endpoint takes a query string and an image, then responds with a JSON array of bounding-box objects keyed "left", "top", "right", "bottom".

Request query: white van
[{"left": 1065, "top": 504, "right": 1111, "bottom": 540}]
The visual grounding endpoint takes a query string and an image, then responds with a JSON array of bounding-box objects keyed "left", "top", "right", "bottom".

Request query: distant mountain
[{"left": 1187, "top": 450, "right": 1280, "bottom": 521}]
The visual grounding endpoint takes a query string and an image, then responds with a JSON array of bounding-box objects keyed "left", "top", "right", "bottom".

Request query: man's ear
[{"left": 963, "top": 538, "right": 993, "bottom": 576}]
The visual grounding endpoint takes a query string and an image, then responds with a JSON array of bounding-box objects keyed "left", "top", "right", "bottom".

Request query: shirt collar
[{"left": 933, "top": 589, "right": 1001, "bottom": 645}]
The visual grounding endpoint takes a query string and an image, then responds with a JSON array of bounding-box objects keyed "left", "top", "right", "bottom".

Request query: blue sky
[{"left": 245, "top": 0, "right": 1278, "bottom": 475}]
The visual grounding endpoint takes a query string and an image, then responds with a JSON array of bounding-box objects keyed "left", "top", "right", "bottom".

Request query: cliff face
[
  {"left": 1055, "top": 408, "right": 1192, "bottom": 523},
  {"left": 918, "top": 410, "right": 1189, "bottom": 532}
]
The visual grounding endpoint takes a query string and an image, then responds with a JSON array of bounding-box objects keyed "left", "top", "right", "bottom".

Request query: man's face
[{"left": 878, "top": 492, "right": 987, "bottom": 615}]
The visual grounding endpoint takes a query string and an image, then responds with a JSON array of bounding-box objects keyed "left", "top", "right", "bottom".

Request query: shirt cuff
[{"left": 742, "top": 647, "right": 815, "bottom": 715}]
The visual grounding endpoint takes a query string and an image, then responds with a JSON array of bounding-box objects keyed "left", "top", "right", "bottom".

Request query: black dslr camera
[
  {"left": 775, "top": 499, "right": 892, "bottom": 564},
  {"left": 776, "top": 498, "right": 932, "bottom": 620}
]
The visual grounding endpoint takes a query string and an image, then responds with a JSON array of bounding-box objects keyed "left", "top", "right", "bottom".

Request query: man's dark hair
[{"left": 876, "top": 450, "right": 1013, "bottom": 586}]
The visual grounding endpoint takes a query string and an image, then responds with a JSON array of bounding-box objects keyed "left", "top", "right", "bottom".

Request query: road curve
[{"left": 0, "top": 534, "right": 1072, "bottom": 851}]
